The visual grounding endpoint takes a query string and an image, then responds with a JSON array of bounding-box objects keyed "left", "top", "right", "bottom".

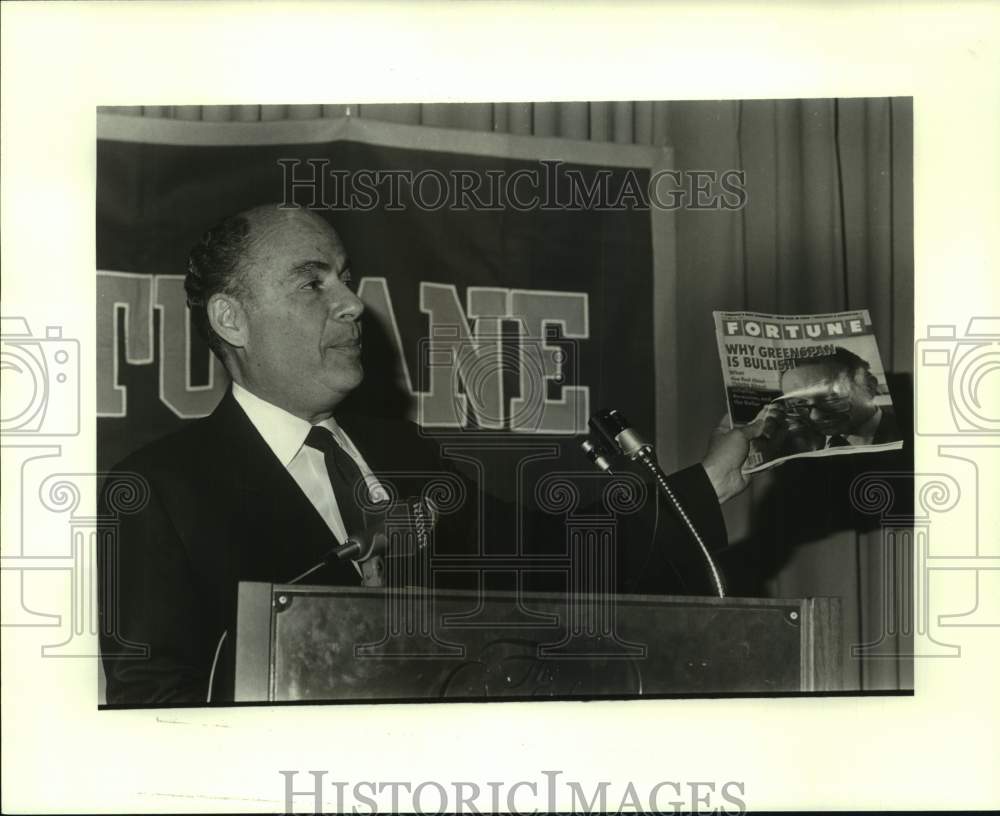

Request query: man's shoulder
[
  {"left": 110, "top": 395, "right": 243, "bottom": 482},
  {"left": 337, "top": 411, "right": 441, "bottom": 470},
  {"left": 111, "top": 413, "right": 223, "bottom": 479},
  {"left": 874, "top": 403, "right": 902, "bottom": 444},
  {"left": 99, "top": 414, "right": 231, "bottom": 523}
]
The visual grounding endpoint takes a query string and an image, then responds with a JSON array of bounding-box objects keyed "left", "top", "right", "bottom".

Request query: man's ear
[
  {"left": 207, "top": 292, "right": 248, "bottom": 349},
  {"left": 854, "top": 367, "right": 879, "bottom": 398}
]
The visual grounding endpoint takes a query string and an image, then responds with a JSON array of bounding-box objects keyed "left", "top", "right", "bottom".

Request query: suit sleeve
[
  {"left": 618, "top": 464, "right": 729, "bottom": 596},
  {"left": 660, "top": 464, "right": 729, "bottom": 552},
  {"left": 98, "top": 468, "right": 210, "bottom": 705},
  {"left": 517, "top": 461, "right": 728, "bottom": 596}
]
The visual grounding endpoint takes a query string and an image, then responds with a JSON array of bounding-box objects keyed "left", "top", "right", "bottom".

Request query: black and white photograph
[
  {"left": 94, "top": 98, "right": 913, "bottom": 707},
  {"left": 3, "top": 2, "right": 998, "bottom": 814}
]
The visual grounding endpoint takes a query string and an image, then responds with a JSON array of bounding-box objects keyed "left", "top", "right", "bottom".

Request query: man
[
  {"left": 775, "top": 348, "right": 899, "bottom": 450},
  {"left": 99, "top": 204, "right": 760, "bottom": 705}
]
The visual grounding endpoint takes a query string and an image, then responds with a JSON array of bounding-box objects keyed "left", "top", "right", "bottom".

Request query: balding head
[
  {"left": 185, "top": 204, "right": 363, "bottom": 421},
  {"left": 186, "top": 205, "right": 344, "bottom": 356}
]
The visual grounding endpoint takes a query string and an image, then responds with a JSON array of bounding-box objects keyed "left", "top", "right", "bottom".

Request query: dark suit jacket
[
  {"left": 872, "top": 404, "right": 901, "bottom": 445},
  {"left": 99, "top": 390, "right": 728, "bottom": 706}
]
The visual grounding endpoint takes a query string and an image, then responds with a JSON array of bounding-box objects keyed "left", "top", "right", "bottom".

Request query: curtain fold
[{"left": 109, "top": 100, "right": 682, "bottom": 145}]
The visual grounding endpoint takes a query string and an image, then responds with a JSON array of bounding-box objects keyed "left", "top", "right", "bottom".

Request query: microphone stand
[
  {"left": 584, "top": 409, "right": 726, "bottom": 598},
  {"left": 209, "top": 498, "right": 434, "bottom": 701},
  {"left": 628, "top": 447, "right": 726, "bottom": 599}
]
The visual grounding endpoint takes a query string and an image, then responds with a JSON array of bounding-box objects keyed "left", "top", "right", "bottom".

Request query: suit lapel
[{"left": 209, "top": 390, "right": 359, "bottom": 586}]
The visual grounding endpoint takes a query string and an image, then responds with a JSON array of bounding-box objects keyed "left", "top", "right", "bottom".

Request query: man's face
[
  {"left": 235, "top": 210, "right": 364, "bottom": 419},
  {"left": 780, "top": 362, "right": 877, "bottom": 436}
]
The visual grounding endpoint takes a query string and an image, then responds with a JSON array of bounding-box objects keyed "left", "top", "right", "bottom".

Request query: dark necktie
[
  {"left": 304, "top": 425, "right": 367, "bottom": 540},
  {"left": 827, "top": 434, "right": 850, "bottom": 448}
]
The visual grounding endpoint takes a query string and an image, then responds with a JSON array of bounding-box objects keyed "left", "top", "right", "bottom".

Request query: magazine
[{"left": 713, "top": 309, "right": 904, "bottom": 473}]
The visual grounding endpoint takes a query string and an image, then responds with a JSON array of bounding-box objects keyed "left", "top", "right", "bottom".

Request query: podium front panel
[{"left": 235, "top": 583, "right": 841, "bottom": 702}]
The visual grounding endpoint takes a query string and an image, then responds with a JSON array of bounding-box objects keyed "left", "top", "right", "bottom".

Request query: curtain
[
  {"left": 101, "top": 102, "right": 673, "bottom": 143},
  {"left": 104, "top": 99, "right": 914, "bottom": 689}
]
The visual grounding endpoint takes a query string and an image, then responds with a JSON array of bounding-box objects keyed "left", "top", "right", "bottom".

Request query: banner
[{"left": 96, "top": 115, "right": 674, "bottom": 502}]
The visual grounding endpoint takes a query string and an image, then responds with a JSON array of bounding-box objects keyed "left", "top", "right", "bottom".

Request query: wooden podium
[{"left": 234, "top": 582, "right": 843, "bottom": 702}]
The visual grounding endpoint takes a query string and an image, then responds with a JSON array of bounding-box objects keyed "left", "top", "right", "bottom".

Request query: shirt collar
[{"left": 232, "top": 382, "right": 338, "bottom": 468}]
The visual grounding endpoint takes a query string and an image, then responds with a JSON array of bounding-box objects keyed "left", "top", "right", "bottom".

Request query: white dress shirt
[
  {"left": 231, "top": 383, "right": 389, "bottom": 555},
  {"left": 823, "top": 406, "right": 884, "bottom": 448}
]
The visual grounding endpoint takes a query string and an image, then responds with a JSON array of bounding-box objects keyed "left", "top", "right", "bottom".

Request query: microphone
[
  {"left": 209, "top": 498, "right": 436, "bottom": 702},
  {"left": 332, "top": 496, "right": 436, "bottom": 562},
  {"left": 581, "top": 438, "right": 614, "bottom": 473},
  {"left": 582, "top": 408, "right": 726, "bottom": 598},
  {"left": 589, "top": 408, "right": 654, "bottom": 461},
  {"left": 286, "top": 497, "right": 436, "bottom": 585}
]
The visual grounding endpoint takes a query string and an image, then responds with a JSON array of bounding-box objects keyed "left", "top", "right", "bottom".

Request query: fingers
[
  {"left": 756, "top": 402, "right": 786, "bottom": 421},
  {"left": 722, "top": 405, "right": 790, "bottom": 441}
]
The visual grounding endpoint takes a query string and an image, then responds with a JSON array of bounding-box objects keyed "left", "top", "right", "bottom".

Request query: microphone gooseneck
[{"left": 583, "top": 408, "right": 726, "bottom": 598}]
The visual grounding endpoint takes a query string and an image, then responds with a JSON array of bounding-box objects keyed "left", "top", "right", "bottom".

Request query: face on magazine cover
[{"left": 780, "top": 360, "right": 879, "bottom": 437}]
